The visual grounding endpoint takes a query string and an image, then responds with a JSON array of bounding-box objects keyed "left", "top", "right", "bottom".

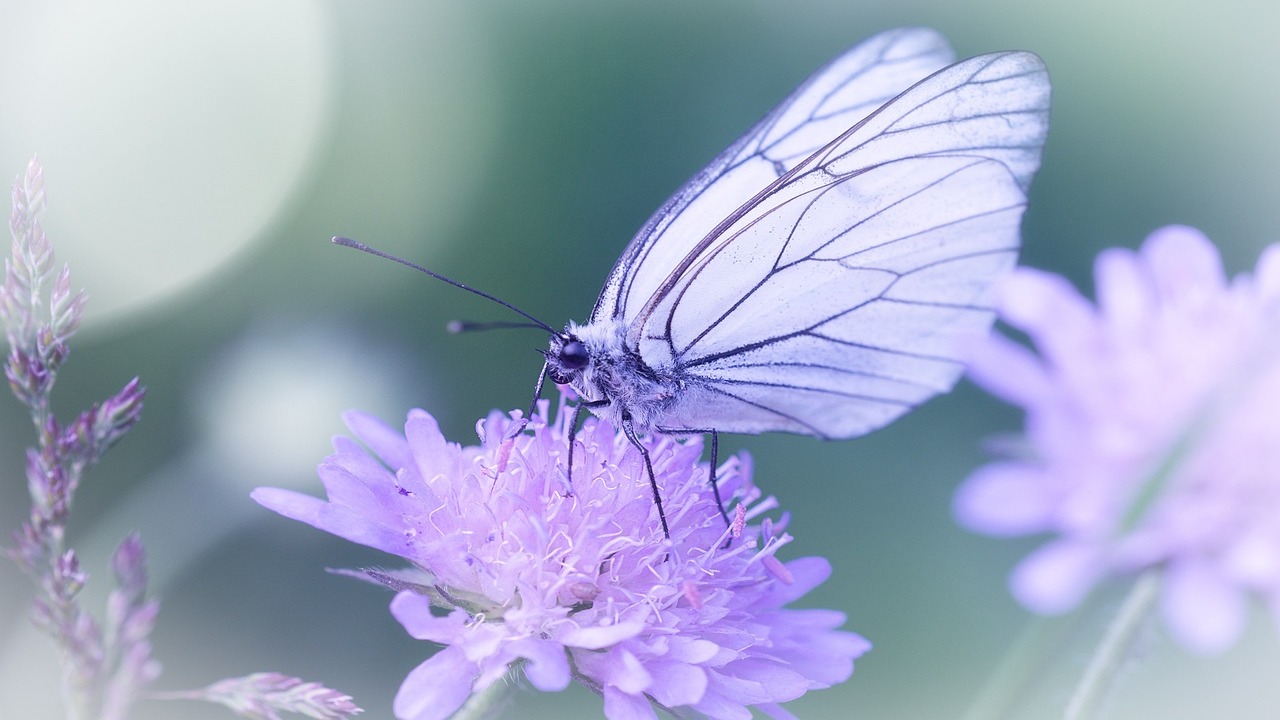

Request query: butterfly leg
[
  {"left": 565, "top": 398, "right": 609, "bottom": 491},
  {"left": 704, "top": 430, "right": 736, "bottom": 547},
  {"left": 621, "top": 411, "right": 672, "bottom": 540},
  {"left": 656, "top": 427, "right": 729, "bottom": 529},
  {"left": 707, "top": 430, "right": 728, "bottom": 527}
]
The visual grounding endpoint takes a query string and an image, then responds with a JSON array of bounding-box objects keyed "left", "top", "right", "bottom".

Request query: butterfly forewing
[
  {"left": 591, "top": 27, "right": 958, "bottom": 328},
  {"left": 630, "top": 50, "right": 1050, "bottom": 438}
]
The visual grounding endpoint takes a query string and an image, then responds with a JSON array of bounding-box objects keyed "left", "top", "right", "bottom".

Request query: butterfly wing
[
  {"left": 631, "top": 48, "right": 1052, "bottom": 438},
  {"left": 591, "top": 27, "right": 958, "bottom": 326}
]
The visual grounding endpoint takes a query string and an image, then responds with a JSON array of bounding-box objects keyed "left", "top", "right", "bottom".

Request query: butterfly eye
[{"left": 560, "top": 340, "right": 590, "bottom": 370}]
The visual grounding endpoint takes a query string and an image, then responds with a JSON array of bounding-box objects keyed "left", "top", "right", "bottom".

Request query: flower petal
[
  {"left": 608, "top": 648, "right": 653, "bottom": 694},
  {"left": 250, "top": 487, "right": 410, "bottom": 556},
  {"left": 343, "top": 409, "right": 413, "bottom": 471},
  {"left": 393, "top": 645, "right": 477, "bottom": 720},
  {"left": 953, "top": 462, "right": 1054, "bottom": 536},
  {"left": 760, "top": 703, "right": 801, "bottom": 720},
  {"left": 965, "top": 332, "right": 1053, "bottom": 407},
  {"left": 1140, "top": 225, "right": 1225, "bottom": 305},
  {"left": 1162, "top": 559, "right": 1245, "bottom": 655},
  {"left": 1254, "top": 243, "right": 1280, "bottom": 300},
  {"left": 319, "top": 452, "right": 412, "bottom": 516},
  {"left": 559, "top": 620, "right": 646, "bottom": 649},
  {"left": 691, "top": 683, "right": 754, "bottom": 720},
  {"left": 510, "top": 637, "right": 570, "bottom": 692},
  {"left": 665, "top": 636, "right": 719, "bottom": 664},
  {"left": 765, "top": 612, "right": 867, "bottom": 687},
  {"left": 574, "top": 645, "right": 654, "bottom": 696},
  {"left": 390, "top": 593, "right": 466, "bottom": 643},
  {"left": 1094, "top": 247, "right": 1153, "bottom": 331},
  {"left": 998, "top": 267, "right": 1095, "bottom": 361},
  {"left": 1010, "top": 540, "right": 1103, "bottom": 614},
  {"left": 646, "top": 661, "right": 708, "bottom": 708},
  {"left": 749, "top": 557, "right": 833, "bottom": 610},
  {"left": 602, "top": 686, "right": 658, "bottom": 720},
  {"left": 714, "top": 659, "right": 809, "bottom": 703},
  {"left": 1224, "top": 528, "right": 1280, "bottom": 584},
  {"left": 404, "top": 409, "right": 455, "bottom": 483}
]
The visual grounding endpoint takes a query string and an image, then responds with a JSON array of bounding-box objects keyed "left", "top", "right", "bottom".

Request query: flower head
[
  {"left": 254, "top": 397, "right": 868, "bottom": 719},
  {"left": 955, "top": 225, "right": 1280, "bottom": 653}
]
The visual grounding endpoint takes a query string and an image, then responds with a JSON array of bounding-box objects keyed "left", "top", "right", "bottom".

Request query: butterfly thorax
[{"left": 547, "top": 320, "right": 684, "bottom": 433}]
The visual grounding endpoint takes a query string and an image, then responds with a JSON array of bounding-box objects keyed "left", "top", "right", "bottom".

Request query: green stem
[
  {"left": 450, "top": 676, "right": 515, "bottom": 720},
  {"left": 1063, "top": 570, "right": 1161, "bottom": 720},
  {"left": 960, "top": 614, "right": 1068, "bottom": 720}
]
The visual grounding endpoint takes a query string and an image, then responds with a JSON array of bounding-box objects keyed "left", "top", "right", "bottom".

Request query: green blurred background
[{"left": 1, "top": 1, "right": 1278, "bottom": 718}]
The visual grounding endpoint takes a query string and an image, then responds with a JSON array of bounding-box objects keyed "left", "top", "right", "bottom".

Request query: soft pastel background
[{"left": 1, "top": 1, "right": 1277, "bottom": 719}]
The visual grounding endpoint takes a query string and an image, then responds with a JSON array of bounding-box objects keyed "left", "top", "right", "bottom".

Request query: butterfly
[{"left": 338, "top": 27, "right": 1051, "bottom": 537}]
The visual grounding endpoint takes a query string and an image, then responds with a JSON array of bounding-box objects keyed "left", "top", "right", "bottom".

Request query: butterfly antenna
[
  {"left": 447, "top": 320, "right": 551, "bottom": 334},
  {"left": 333, "top": 236, "right": 560, "bottom": 336}
]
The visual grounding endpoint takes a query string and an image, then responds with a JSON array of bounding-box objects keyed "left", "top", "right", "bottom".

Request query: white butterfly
[
  {"left": 340, "top": 27, "right": 1051, "bottom": 536},
  {"left": 535, "top": 28, "right": 1050, "bottom": 528}
]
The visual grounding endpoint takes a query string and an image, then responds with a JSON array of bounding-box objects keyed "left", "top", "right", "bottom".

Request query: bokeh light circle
[{"left": 0, "top": 0, "right": 332, "bottom": 327}]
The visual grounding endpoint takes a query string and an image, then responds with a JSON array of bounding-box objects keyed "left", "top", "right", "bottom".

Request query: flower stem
[
  {"left": 451, "top": 676, "right": 514, "bottom": 720},
  {"left": 1063, "top": 570, "right": 1161, "bottom": 720},
  {"left": 960, "top": 614, "right": 1068, "bottom": 720}
]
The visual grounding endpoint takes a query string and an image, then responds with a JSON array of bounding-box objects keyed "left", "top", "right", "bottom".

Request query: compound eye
[{"left": 560, "top": 340, "right": 589, "bottom": 370}]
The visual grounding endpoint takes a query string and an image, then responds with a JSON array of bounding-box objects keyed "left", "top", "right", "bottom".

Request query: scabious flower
[
  {"left": 955, "top": 225, "right": 1280, "bottom": 654},
  {"left": 254, "top": 397, "right": 868, "bottom": 720}
]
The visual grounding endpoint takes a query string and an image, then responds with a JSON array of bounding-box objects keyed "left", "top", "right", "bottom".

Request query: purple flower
[
  {"left": 955, "top": 225, "right": 1280, "bottom": 654},
  {"left": 254, "top": 397, "right": 868, "bottom": 719}
]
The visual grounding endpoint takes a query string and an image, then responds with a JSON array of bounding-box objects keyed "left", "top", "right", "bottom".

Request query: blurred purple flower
[
  {"left": 955, "top": 225, "right": 1280, "bottom": 654},
  {"left": 254, "top": 398, "right": 868, "bottom": 719}
]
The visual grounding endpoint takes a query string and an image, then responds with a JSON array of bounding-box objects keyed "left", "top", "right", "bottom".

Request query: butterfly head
[
  {"left": 544, "top": 320, "right": 635, "bottom": 405},
  {"left": 543, "top": 320, "right": 678, "bottom": 431},
  {"left": 546, "top": 332, "right": 592, "bottom": 386}
]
